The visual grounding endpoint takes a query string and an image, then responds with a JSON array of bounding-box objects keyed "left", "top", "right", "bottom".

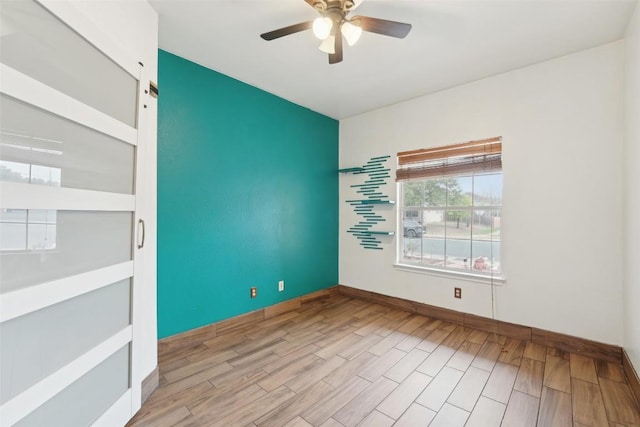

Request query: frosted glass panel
[
  {"left": 0, "top": 211, "right": 132, "bottom": 293},
  {"left": 0, "top": 280, "right": 130, "bottom": 403},
  {"left": 15, "top": 344, "right": 130, "bottom": 427},
  {"left": 0, "top": 0, "right": 137, "bottom": 127},
  {"left": 0, "top": 95, "right": 135, "bottom": 193},
  {"left": 0, "top": 209, "right": 56, "bottom": 251},
  {"left": 0, "top": 209, "right": 27, "bottom": 250}
]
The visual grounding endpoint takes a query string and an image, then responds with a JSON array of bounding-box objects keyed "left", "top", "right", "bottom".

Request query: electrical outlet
[
  {"left": 278, "top": 280, "right": 284, "bottom": 292},
  {"left": 454, "top": 287, "right": 462, "bottom": 299},
  {"left": 250, "top": 287, "right": 257, "bottom": 298}
]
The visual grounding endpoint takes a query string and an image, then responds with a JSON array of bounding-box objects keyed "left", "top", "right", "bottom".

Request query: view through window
[{"left": 397, "top": 138, "right": 502, "bottom": 275}]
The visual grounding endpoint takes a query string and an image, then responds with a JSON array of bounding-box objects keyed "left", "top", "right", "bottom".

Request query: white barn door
[{"left": 0, "top": 0, "right": 155, "bottom": 425}]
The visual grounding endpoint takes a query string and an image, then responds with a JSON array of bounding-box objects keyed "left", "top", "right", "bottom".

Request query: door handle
[{"left": 137, "top": 218, "right": 145, "bottom": 249}]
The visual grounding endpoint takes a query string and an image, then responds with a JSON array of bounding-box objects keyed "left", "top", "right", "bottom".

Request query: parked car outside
[{"left": 403, "top": 219, "right": 424, "bottom": 238}]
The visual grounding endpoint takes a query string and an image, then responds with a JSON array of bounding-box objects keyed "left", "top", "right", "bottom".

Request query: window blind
[{"left": 396, "top": 136, "right": 502, "bottom": 181}]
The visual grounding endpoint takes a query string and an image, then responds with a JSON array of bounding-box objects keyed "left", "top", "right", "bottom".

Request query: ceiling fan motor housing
[{"left": 314, "top": 0, "right": 354, "bottom": 14}]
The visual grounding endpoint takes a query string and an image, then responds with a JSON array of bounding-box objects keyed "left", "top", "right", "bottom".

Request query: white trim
[
  {"left": 0, "top": 326, "right": 132, "bottom": 426},
  {"left": 0, "top": 64, "right": 137, "bottom": 146},
  {"left": 393, "top": 263, "right": 506, "bottom": 285},
  {"left": 0, "top": 261, "right": 134, "bottom": 322},
  {"left": 91, "top": 389, "right": 132, "bottom": 427},
  {"left": 129, "top": 55, "right": 154, "bottom": 414},
  {"left": 36, "top": 0, "right": 140, "bottom": 79},
  {"left": 0, "top": 182, "right": 135, "bottom": 211},
  {"left": 130, "top": 222, "right": 144, "bottom": 410}
]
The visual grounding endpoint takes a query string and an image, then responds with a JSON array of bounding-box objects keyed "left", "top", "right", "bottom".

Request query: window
[{"left": 396, "top": 137, "right": 502, "bottom": 276}]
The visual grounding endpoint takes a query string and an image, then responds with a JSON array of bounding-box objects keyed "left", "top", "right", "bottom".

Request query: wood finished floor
[{"left": 128, "top": 295, "right": 640, "bottom": 427}]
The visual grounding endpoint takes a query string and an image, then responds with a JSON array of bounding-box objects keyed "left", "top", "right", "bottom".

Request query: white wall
[
  {"left": 624, "top": 3, "right": 640, "bottom": 371},
  {"left": 340, "top": 41, "right": 625, "bottom": 345},
  {"left": 65, "top": 0, "right": 159, "bottom": 382}
]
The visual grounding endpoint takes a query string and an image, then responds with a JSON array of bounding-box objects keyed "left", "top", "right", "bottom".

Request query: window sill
[{"left": 393, "top": 263, "right": 506, "bottom": 285}]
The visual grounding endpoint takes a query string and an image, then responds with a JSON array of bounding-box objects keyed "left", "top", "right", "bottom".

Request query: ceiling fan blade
[
  {"left": 260, "top": 21, "right": 313, "bottom": 41},
  {"left": 329, "top": 33, "right": 343, "bottom": 64},
  {"left": 353, "top": 16, "right": 411, "bottom": 38}
]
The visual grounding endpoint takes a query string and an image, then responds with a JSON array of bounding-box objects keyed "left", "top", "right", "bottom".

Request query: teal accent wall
[{"left": 157, "top": 50, "right": 339, "bottom": 339}]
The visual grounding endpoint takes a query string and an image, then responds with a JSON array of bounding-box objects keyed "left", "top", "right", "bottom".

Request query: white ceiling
[{"left": 149, "top": 0, "right": 636, "bottom": 120}]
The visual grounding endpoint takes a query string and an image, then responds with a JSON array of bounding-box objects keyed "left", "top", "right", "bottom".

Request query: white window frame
[{"left": 394, "top": 138, "right": 505, "bottom": 284}]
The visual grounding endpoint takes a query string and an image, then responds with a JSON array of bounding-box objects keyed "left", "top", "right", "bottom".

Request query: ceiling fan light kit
[
  {"left": 341, "top": 20, "right": 362, "bottom": 46},
  {"left": 312, "top": 16, "right": 333, "bottom": 39},
  {"left": 319, "top": 35, "right": 336, "bottom": 54},
  {"left": 260, "top": 0, "right": 412, "bottom": 64}
]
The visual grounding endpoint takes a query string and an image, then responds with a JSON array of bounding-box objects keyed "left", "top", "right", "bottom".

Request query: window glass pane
[
  {"left": 445, "top": 239, "right": 471, "bottom": 271},
  {"left": 446, "top": 209, "right": 472, "bottom": 239},
  {"left": 420, "top": 210, "right": 446, "bottom": 268},
  {"left": 473, "top": 173, "right": 502, "bottom": 206},
  {"left": 400, "top": 237, "right": 422, "bottom": 266},
  {"left": 0, "top": 211, "right": 132, "bottom": 293},
  {"left": 403, "top": 181, "right": 424, "bottom": 208},
  {"left": 493, "top": 209, "right": 502, "bottom": 240},
  {"left": 471, "top": 209, "right": 501, "bottom": 273},
  {"left": 445, "top": 209, "right": 472, "bottom": 271},
  {"left": 424, "top": 179, "right": 448, "bottom": 207},
  {"left": 0, "top": 0, "right": 138, "bottom": 127},
  {"left": 471, "top": 209, "right": 501, "bottom": 241},
  {"left": 491, "top": 239, "right": 501, "bottom": 274},
  {"left": 400, "top": 210, "right": 425, "bottom": 266},
  {"left": 448, "top": 176, "right": 472, "bottom": 207},
  {"left": 15, "top": 344, "right": 130, "bottom": 427},
  {"left": 402, "top": 215, "right": 424, "bottom": 239},
  {"left": 0, "top": 95, "right": 135, "bottom": 194},
  {"left": 421, "top": 241, "right": 446, "bottom": 267},
  {"left": 469, "top": 242, "right": 501, "bottom": 272},
  {"left": 0, "top": 279, "right": 131, "bottom": 404}
]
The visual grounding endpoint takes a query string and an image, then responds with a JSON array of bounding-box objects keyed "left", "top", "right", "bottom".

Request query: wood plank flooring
[{"left": 128, "top": 295, "right": 640, "bottom": 427}]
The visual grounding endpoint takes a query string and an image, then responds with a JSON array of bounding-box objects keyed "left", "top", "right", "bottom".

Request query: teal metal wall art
[{"left": 340, "top": 155, "right": 395, "bottom": 250}]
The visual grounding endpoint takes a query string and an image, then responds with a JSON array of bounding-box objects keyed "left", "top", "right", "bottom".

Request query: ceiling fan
[{"left": 260, "top": 0, "right": 412, "bottom": 64}]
